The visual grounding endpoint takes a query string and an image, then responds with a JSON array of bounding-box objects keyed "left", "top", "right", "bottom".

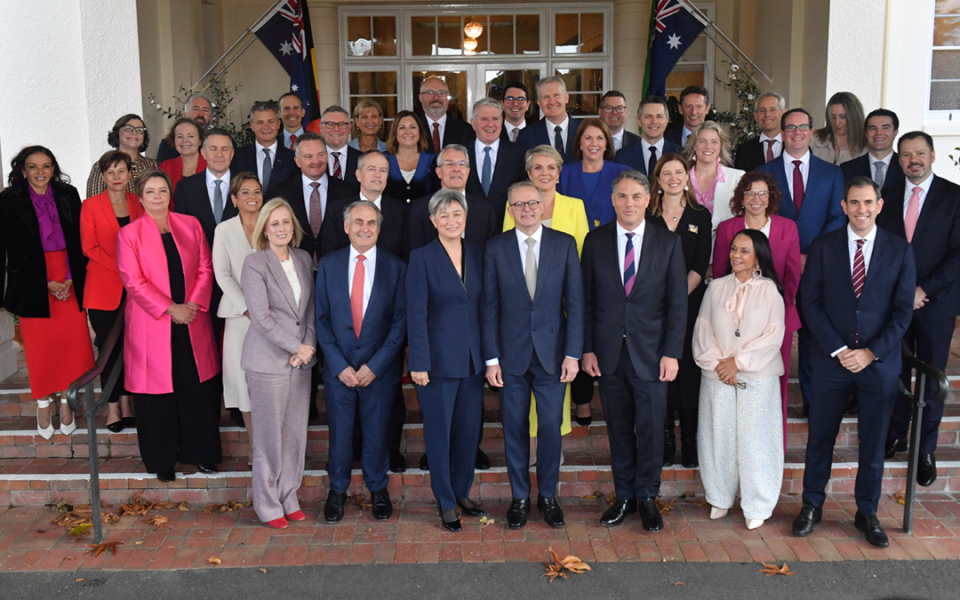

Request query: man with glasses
[
  {"left": 321, "top": 105, "right": 360, "bottom": 187},
  {"left": 500, "top": 83, "right": 533, "bottom": 144},
  {"left": 231, "top": 100, "right": 297, "bottom": 198},
  {"left": 599, "top": 91, "right": 640, "bottom": 152},
  {"left": 734, "top": 92, "right": 786, "bottom": 172},
  {"left": 417, "top": 76, "right": 473, "bottom": 154},
  {"left": 156, "top": 93, "right": 215, "bottom": 163},
  {"left": 481, "top": 181, "right": 584, "bottom": 529}
]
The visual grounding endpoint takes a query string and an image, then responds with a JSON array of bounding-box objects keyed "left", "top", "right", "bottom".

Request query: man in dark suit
[
  {"left": 465, "top": 98, "right": 527, "bottom": 227},
  {"left": 581, "top": 170, "right": 687, "bottom": 531},
  {"left": 418, "top": 76, "right": 473, "bottom": 153},
  {"left": 315, "top": 200, "right": 407, "bottom": 523},
  {"left": 156, "top": 93, "right": 213, "bottom": 163},
  {"left": 599, "top": 91, "right": 640, "bottom": 152},
  {"left": 757, "top": 108, "right": 847, "bottom": 415},
  {"left": 319, "top": 151, "right": 408, "bottom": 259},
  {"left": 841, "top": 109, "right": 905, "bottom": 193},
  {"left": 516, "top": 76, "right": 582, "bottom": 165},
  {"left": 615, "top": 95, "right": 681, "bottom": 176},
  {"left": 734, "top": 92, "right": 785, "bottom": 172},
  {"left": 229, "top": 101, "right": 297, "bottom": 199},
  {"left": 500, "top": 82, "right": 533, "bottom": 144},
  {"left": 879, "top": 132, "right": 960, "bottom": 486},
  {"left": 409, "top": 144, "right": 498, "bottom": 252},
  {"left": 664, "top": 86, "right": 710, "bottom": 148},
  {"left": 321, "top": 105, "right": 361, "bottom": 187},
  {"left": 482, "top": 181, "right": 584, "bottom": 529},
  {"left": 793, "top": 177, "right": 915, "bottom": 548}
]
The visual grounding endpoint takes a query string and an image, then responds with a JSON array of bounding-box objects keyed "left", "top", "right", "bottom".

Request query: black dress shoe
[
  {"left": 885, "top": 437, "right": 907, "bottom": 460},
  {"left": 157, "top": 470, "right": 176, "bottom": 483},
  {"left": 792, "top": 505, "right": 822, "bottom": 537},
  {"left": 389, "top": 450, "right": 407, "bottom": 473},
  {"left": 106, "top": 420, "right": 125, "bottom": 433},
  {"left": 121, "top": 416, "right": 136, "bottom": 428},
  {"left": 371, "top": 489, "right": 393, "bottom": 520},
  {"left": 419, "top": 454, "right": 429, "bottom": 471},
  {"left": 506, "top": 498, "right": 530, "bottom": 529},
  {"left": 475, "top": 448, "right": 491, "bottom": 470},
  {"left": 197, "top": 464, "right": 218, "bottom": 474},
  {"left": 439, "top": 509, "right": 461, "bottom": 532},
  {"left": 843, "top": 393, "right": 859, "bottom": 415},
  {"left": 681, "top": 436, "right": 699, "bottom": 468},
  {"left": 537, "top": 496, "right": 565, "bottom": 528},
  {"left": 918, "top": 454, "right": 938, "bottom": 487},
  {"left": 324, "top": 490, "right": 346, "bottom": 523},
  {"left": 637, "top": 497, "right": 664, "bottom": 532},
  {"left": 456, "top": 498, "right": 484, "bottom": 517},
  {"left": 600, "top": 497, "right": 637, "bottom": 526},
  {"left": 854, "top": 511, "right": 889, "bottom": 548}
]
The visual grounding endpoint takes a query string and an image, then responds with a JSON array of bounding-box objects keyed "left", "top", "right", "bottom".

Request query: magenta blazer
[
  {"left": 713, "top": 214, "right": 802, "bottom": 334},
  {"left": 117, "top": 212, "right": 220, "bottom": 394}
]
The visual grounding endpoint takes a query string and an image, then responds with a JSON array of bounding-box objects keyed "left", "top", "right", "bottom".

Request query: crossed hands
[
  {"left": 715, "top": 357, "right": 738, "bottom": 386},
  {"left": 338, "top": 364, "right": 377, "bottom": 387},
  {"left": 47, "top": 280, "right": 72, "bottom": 302},
  {"left": 838, "top": 348, "right": 876, "bottom": 374},
  {"left": 289, "top": 344, "right": 316, "bottom": 369},
  {"left": 166, "top": 302, "right": 199, "bottom": 325}
]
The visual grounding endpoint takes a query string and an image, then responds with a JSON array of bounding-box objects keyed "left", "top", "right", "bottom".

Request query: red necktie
[
  {"left": 289, "top": 133, "right": 297, "bottom": 149},
  {"left": 351, "top": 255, "right": 365, "bottom": 338},
  {"left": 765, "top": 139, "right": 775, "bottom": 163},
  {"left": 792, "top": 160, "right": 804, "bottom": 212},
  {"left": 432, "top": 122, "right": 441, "bottom": 154},
  {"left": 332, "top": 152, "right": 342, "bottom": 180},
  {"left": 852, "top": 238, "right": 865, "bottom": 299}
]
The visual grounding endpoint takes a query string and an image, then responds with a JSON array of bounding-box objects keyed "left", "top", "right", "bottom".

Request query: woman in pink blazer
[
  {"left": 712, "top": 171, "right": 801, "bottom": 444},
  {"left": 117, "top": 169, "right": 222, "bottom": 483}
]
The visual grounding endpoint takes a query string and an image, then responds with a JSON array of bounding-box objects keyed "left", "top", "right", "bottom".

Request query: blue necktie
[
  {"left": 481, "top": 146, "right": 492, "bottom": 196},
  {"left": 554, "top": 126, "right": 564, "bottom": 155}
]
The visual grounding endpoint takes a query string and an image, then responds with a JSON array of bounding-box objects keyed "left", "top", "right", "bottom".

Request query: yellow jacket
[{"left": 503, "top": 192, "right": 589, "bottom": 257}]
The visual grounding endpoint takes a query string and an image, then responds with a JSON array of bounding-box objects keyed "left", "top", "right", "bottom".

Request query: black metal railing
[
  {"left": 899, "top": 339, "right": 950, "bottom": 535},
  {"left": 66, "top": 302, "right": 125, "bottom": 544}
]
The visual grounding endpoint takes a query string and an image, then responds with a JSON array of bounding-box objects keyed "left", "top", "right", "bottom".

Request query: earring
[
  {"left": 753, "top": 264, "right": 762, "bottom": 279},
  {"left": 684, "top": 185, "right": 689, "bottom": 191}
]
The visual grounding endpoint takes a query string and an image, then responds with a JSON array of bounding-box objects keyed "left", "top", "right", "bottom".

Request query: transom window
[{"left": 931, "top": 0, "right": 960, "bottom": 112}]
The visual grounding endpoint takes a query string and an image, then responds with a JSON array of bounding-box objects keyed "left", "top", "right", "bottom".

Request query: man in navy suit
[
  {"left": 315, "top": 200, "right": 407, "bottom": 523},
  {"left": 664, "top": 86, "right": 710, "bottom": 148},
  {"left": 481, "top": 182, "right": 584, "bottom": 529},
  {"left": 517, "top": 76, "right": 581, "bottom": 164},
  {"left": 757, "top": 108, "right": 847, "bottom": 415},
  {"left": 793, "top": 177, "right": 915, "bottom": 548},
  {"left": 321, "top": 106, "right": 361, "bottom": 187},
  {"left": 581, "top": 170, "right": 687, "bottom": 531},
  {"left": 879, "top": 132, "right": 960, "bottom": 486},
  {"left": 500, "top": 82, "right": 533, "bottom": 144},
  {"left": 466, "top": 98, "right": 526, "bottom": 227},
  {"left": 418, "top": 76, "right": 473, "bottom": 153},
  {"left": 734, "top": 92, "right": 785, "bottom": 172},
  {"left": 599, "top": 91, "right": 641, "bottom": 152},
  {"left": 840, "top": 109, "right": 905, "bottom": 193},
  {"left": 615, "top": 95, "right": 681, "bottom": 176},
  {"left": 229, "top": 101, "right": 296, "bottom": 199}
]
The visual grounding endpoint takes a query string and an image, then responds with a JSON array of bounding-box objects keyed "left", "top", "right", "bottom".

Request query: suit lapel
[
  {"left": 265, "top": 251, "right": 299, "bottom": 313},
  {"left": 773, "top": 157, "right": 797, "bottom": 220},
  {"left": 533, "top": 228, "right": 558, "bottom": 300},
  {"left": 294, "top": 253, "right": 311, "bottom": 315},
  {"left": 362, "top": 254, "right": 387, "bottom": 331},
  {"left": 836, "top": 231, "right": 857, "bottom": 300},
  {"left": 628, "top": 224, "right": 655, "bottom": 298},
  {"left": 860, "top": 229, "right": 887, "bottom": 299},
  {"left": 193, "top": 178, "right": 218, "bottom": 234},
  {"left": 504, "top": 229, "right": 529, "bottom": 298},
  {"left": 913, "top": 177, "right": 942, "bottom": 240}
]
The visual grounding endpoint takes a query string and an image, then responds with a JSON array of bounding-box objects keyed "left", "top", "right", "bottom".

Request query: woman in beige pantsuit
[{"left": 241, "top": 198, "right": 316, "bottom": 529}]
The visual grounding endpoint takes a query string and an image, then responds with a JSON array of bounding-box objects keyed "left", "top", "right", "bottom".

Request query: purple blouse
[{"left": 28, "top": 186, "right": 71, "bottom": 281}]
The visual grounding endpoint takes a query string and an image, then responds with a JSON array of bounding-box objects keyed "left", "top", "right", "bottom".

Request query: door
[{"left": 405, "top": 63, "right": 546, "bottom": 122}]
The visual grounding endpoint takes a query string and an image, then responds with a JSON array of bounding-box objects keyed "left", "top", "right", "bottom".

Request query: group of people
[{"left": 1, "top": 75, "right": 957, "bottom": 547}]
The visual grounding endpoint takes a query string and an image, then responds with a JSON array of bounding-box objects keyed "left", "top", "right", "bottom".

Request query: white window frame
[{"left": 926, "top": 2, "right": 960, "bottom": 122}]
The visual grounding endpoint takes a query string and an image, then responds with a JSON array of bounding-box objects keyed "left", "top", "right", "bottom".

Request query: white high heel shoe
[
  {"left": 710, "top": 506, "right": 728, "bottom": 520},
  {"left": 59, "top": 398, "right": 77, "bottom": 436},
  {"left": 746, "top": 519, "right": 764, "bottom": 530},
  {"left": 36, "top": 399, "right": 54, "bottom": 440}
]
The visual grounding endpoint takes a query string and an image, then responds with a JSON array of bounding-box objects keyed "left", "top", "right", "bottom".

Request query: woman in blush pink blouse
[
  {"left": 683, "top": 121, "right": 744, "bottom": 254},
  {"left": 694, "top": 229, "right": 785, "bottom": 531}
]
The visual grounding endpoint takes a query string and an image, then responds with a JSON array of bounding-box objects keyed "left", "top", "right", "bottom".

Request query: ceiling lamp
[
  {"left": 463, "top": 38, "right": 478, "bottom": 52},
  {"left": 464, "top": 21, "right": 483, "bottom": 39}
]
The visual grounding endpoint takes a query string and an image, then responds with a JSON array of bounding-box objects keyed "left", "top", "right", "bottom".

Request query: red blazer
[
  {"left": 117, "top": 212, "right": 220, "bottom": 394},
  {"left": 160, "top": 154, "right": 207, "bottom": 200},
  {"left": 80, "top": 191, "right": 144, "bottom": 311},
  {"left": 713, "top": 214, "right": 802, "bottom": 334}
]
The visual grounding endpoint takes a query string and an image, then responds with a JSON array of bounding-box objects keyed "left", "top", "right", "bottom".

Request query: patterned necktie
[
  {"left": 623, "top": 232, "right": 636, "bottom": 296},
  {"left": 213, "top": 179, "right": 223, "bottom": 223},
  {"left": 351, "top": 255, "right": 366, "bottom": 338},
  {"left": 554, "top": 125, "right": 564, "bottom": 155},
  {"left": 332, "top": 152, "right": 342, "bottom": 180},
  {"left": 261, "top": 148, "right": 272, "bottom": 192},
  {"left": 873, "top": 161, "right": 886, "bottom": 187},
  {"left": 432, "top": 122, "right": 441, "bottom": 154},
  {"left": 792, "top": 160, "right": 804, "bottom": 212},
  {"left": 647, "top": 146, "right": 658, "bottom": 177},
  {"left": 309, "top": 182, "right": 323, "bottom": 237},
  {"left": 765, "top": 139, "right": 775, "bottom": 163},
  {"left": 904, "top": 186, "right": 922, "bottom": 242},
  {"left": 524, "top": 237, "right": 537, "bottom": 300},
  {"left": 481, "top": 146, "right": 492, "bottom": 196},
  {"left": 852, "top": 238, "right": 866, "bottom": 299}
]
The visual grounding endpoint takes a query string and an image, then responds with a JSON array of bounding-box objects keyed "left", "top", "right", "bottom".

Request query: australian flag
[
  {"left": 253, "top": 0, "right": 321, "bottom": 130},
  {"left": 642, "top": 0, "right": 707, "bottom": 99}
]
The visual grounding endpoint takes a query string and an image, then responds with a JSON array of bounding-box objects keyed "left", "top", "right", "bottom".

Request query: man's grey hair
[
  {"left": 436, "top": 144, "right": 471, "bottom": 169},
  {"left": 357, "top": 150, "right": 387, "bottom": 171},
  {"left": 342, "top": 199, "right": 383, "bottom": 226},
  {"left": 428, "top": 189, "right": 468, "bottom": 218},
  {"left": 185, "top": 93, "right": 212, "bottom": 111},
  {"left": 535, "top": 76, "right": 567, "bottom": 96},
  {"left": 293, "top": 131, "right": 324, "bottom": 157},
  {"left": 611, "top": 170, "right": 650, "bottom": 194},
  {"left": 754, "top": 92, "right": 786, "bottom": 112},
  {"left": 201, "top": 127, "right": 235, "bottom": 149},
  {"left": 472, "top": 97, "right": 503, "bottom": 114},
  {"left": 322, "top": 105, "right": 350, "bottom": 119},
  {"left": 507, "top": 181, "right": 543, "bottom": 204},
  {"left": 248, "top": 100, "right": 280, "bottom": 122}
]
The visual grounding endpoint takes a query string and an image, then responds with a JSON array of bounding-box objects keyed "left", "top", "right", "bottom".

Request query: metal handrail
[
  {"left": 66, "top": 300, "right": 126, "bottom": 544},
  {"left": 899, "top": 339, "right": 949, "bottom": 534}
]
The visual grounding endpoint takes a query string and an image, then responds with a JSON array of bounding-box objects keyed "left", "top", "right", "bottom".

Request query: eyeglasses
[
  {"left": 783, "top": 124, "right": 811, "bottom": 132},
  {"left": 743, "top": 191, "right": 770, "bottom": 199},
  {"left": 510, "top": 200, "right": 541, "bottom": 210},
  {"left": 504, "top": 96, "right": 528, "bottom": 103},
  {"left": 601, "top": 106, "right": 627, "bottom": 114},
  {"left": 421, "top": 90, "right": 449, "bottom": 98},
  {"left": 441, "top": 160, "right": 468, "bottom": 168},
  {"left": 323, "top": 122, "right": 350, "bottom": 130},
  {"left": 122, "top": 126, "right": 147, "bottom": 134}
]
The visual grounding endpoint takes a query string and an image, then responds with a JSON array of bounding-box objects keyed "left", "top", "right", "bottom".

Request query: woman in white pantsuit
[
  {"left": 212, "top": 173, "right": 262, "bottom": 468},
  {"left": 693, "top": 229, "right": 785, "bottom": 530}
]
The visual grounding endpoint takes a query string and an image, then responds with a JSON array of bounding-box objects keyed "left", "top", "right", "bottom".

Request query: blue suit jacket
[
  {"left": 516, "top": 116, "right": 582, "bottom": 165},
  {"left": 614, "top": 138, "right": 681, "bottom": 175},
  {"left": 229, "top": 143, "right": 297, "bottom": 199},
  {"left": 315, "top": 247, "right": 407, "bottom": 383},
  {"left": 385, "top": 151, "right": 437, "bottom": 204},
  {"left": 480, "top": 227, "right": 584, "bottom": 376},
  {"left": 558, "top": 161, "right": 630, "bottom": 230},
  {"left": 800, "top": 227, "right": 915, "bottom": 366},
  {"left": 757, "top": 153, "right": 846, "bottom": 253},
  {"left": 406, "top": 239, "right": 484, "bottom": 378}
]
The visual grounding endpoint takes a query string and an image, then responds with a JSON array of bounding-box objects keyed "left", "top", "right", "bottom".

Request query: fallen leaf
[
  {"left": 85, "top": 541, "right": 124, "bottom": 557},
  {"left": 479, "top": 516, "right": 496, "bottom": 527},
  {"left": 346, "top": 494, "right": 373, "bottom": 512},
  {"left": 144, "top": 515, "right": 169, "bottom": 528},
  {"left": 67, "top": 523, "right": 93, "bottom": 538},
  {"left": 582, "top": 493, "right": 600, "bottom": 500},
  {"left": 542, "top": 546, "right": 592, "bottom": 582},
  {"left": 203, "top": 500, "right": 247, "bottom": 514},
  {"left": 656, "top": 498, "right": 676, "bottom": 514},
  {"left": 134, "top": 541, "right": 143, "bottom": 545},
  {"left": 47, "top": 499, "right": 74, "bottom": 513},
  {"left": 76, "top": 578, "right": 84, "bottom": 582},
  {"left": 101, "top": 512, "right": 120, "bottom": 524},
  {"left": 207, "top": 556, "right": 221, "bottom": 566},
  {"left": 259, "top": 568, "right": 267, "bottom": 574},
  {"left": 604, "top": 492, "right": 617, "bottom": 506},
  {"left": 674, "top": 582, "right": 685, "bottom": 586},
  {"left": 119, "top": 491, "right": 154, "bottom": 517},
  {"left": 177, "top": 502, "right": 191, "bottom": 512},
  {"left": 759, "top": 562, "right": 795, "bottom": 577}
]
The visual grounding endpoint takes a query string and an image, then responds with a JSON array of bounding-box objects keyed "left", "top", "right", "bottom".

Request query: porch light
[
  {"left": 464, "top": 21, "right": 483, "bottom": 39},
  {"left": 463, "top": 38, "right": 478, "bottom": 52}
]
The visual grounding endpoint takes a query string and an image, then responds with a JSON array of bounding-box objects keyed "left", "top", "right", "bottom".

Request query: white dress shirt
[
  {"left": 868, "top": 151, "right": 894, "bottom": 185},
  {"left": 783, "top": 150, "right": 811, "bottom": 199},
  {"left": 504, "top": 121, "right": 526, "bottom": 142},
  {"left": 302, "top": 173, "right": 328, "bottom": 222},
  {"left": 205, "top": 169, "right": 231, "bottom": 216},
  {"left": 283, "top": 128, "right": 304, "bottom": 150},
  {"left": 425, "top": 114, "right": 448, "bottom": 144},
  {"left": 616, "top": 220, "right": 646, "bottom": 285},
  {"left": 611, "top": 129, "right": 625, "bottom": 151},
  {"left": 831, "top": 224, "right": 878, "bottom": 357},
  {"left": 641, "top": 139, "right": 666, "bottom": 172},
  {"left": 348, "top": 244, "right": 377, "bottom": 316},
  {"left": 326, "top": 144, "right": 348, "bottom": 179},
  {"left": 254, "top": 140, "right": 278, "bottom": 185},
  {"left": 474, "top": 138, "right": 500, "bottom": 181},
  {"left": 359, "top": 192, "right": 382, "bottom": 210},
  {"left": 903, "top": 173, "right": 934, "bottom": 218},
  {"left": 547, "top": 115, "right": 570, "bottom": 149},
  {"left": 759, "top": 133, "right": 783, "bottom": 161}
]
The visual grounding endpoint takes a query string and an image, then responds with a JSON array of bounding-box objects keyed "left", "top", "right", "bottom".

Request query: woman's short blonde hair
[
  {"left": 253, "top": 198, "right": 303, "bottom": 251},
  {"left": 524, "top": 145, "right": 564, "bottom": 173},
  {"left": 683, "top": 121, "right": 733, "bottom": 167}
]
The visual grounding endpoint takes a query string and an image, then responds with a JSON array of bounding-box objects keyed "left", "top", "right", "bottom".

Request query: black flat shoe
[
  {"left": 507, "top": 498, "right": 530, "bottom": 529},
  {"left": 537, "top": 496, "right": 565, "bottom": 528},
  {"left": 197, "top": 464, "right": 218, "bottom": 474},
  {"left": 854, "top": 511, "right": 889, "bottom": 548},
  {"left": 456, "top": 498, "right": 484, "bottom": 517},
  {"left": 389, "top": 450, "right": 407, "bottom": 474},
  {"left": 918, "top": 454, "right": 937, "bottom": 487},
  {"left": 121, "top": 416, "right": 136, "bottom": 428},
  {"left": 637, "top": 497, "right": 663, "bottom": 532},
  {"left": 439, "top": 509, "right": 461, "bottom": 532},
  {"left": 885, "top": 437, "right": 907, "bottom": 459},
  {"left": 792, "top": 505, "right": 822, "bottom": 537},
  {"left": 475, "top": 448, "right": 491, "bottom": 470},
  {"left": 324, "top": 490, "right": 346, "bottom": 523},
  {"left": 106, "top": 420, "right": 125, "bottom": 433},
  {"left": 371, "top": 489, "right": 393, "bottom": 521},
  {"left": 600, "top": 497, "right": 637, "bottom": 526},
  {"left": 681, "top": 438, "right": 699, "bottom": 469},
  {"left": 419, "top": 454, "right": 429, "bottom": 471},
  {"left": 157, "top": 470, "right": 176, "bottom": 483},
  {"left": 575, "top": 408, "right": 592, "bottom": 427}
]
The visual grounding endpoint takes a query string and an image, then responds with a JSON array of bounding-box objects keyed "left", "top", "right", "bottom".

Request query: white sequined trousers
[{"left": 698, "top": 376, "right": 784, "bottom": 520}]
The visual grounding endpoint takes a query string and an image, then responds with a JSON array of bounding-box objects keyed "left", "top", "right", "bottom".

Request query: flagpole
[
  {"left": 192, "top": 0, "right": 286, "bottom": 88},
  {"left": 676, "top": 0, "right": 773, "bottom": 83},
  {"left": 215, "top": 37, "right": 259, "bottom": 80}
]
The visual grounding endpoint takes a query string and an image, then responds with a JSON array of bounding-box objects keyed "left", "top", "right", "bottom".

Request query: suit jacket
[
  {"left": 558, "top": 161, "right": 630, "bottom": 230},
  {"left": 230, "top": 142, "right": 297, "bottom": 199},
  {"left": 733, "top": 137, "right": 769, "bottom": 172},
  {"left": 614, "top": 138, "right": 682, "bottom": 175},
  {"left": 0, "top": 182, "right": 87, "bottom": 318},
  {"left": 879, "top": 176, "right": 960, "bottom": 318},
  {"left": 620, "top": 130, "right": 642, "bottom": 150},
  {"left": 664, "top": 128, "right": 685, "bottom": 147},
  {"left": 582, "top": 221, "right": 688, "bottom": 380},
  {"left": 406, "top": 239, "right": 484, "bottom": 378},
  {"left": 516, "top": 116, "right": 582, "bottom": 165},
  {"left": 386, "top": 151, "right": 437, "bottom": 204},
  {"left": 465, "top": 140, "right": 527, "bottom": 227},
  {"left": 172, "top": 171, "right": 239, "bottom": 249},
  {"left": 407, "top": 191, "right": 498, "bottom": 252},
  {"left": 117, "top": 212, "right": 220, "bottom": 394},
  {"left": 80, "top": 190, "right": 144, "bottom": 311},
  {"left": 315, "top": 247, "right": 407, "bottom": 383},
  {"left": 278, "top": 174, "right": 359, "bottom": 261},
  {"left": 840, "top": 153, "right": 905, "bottom": 192},
  {"left": 481, "top": 227, "right": 584, "bottom": 376},
  {"left": 713, "top": 214, "right": 803, "bottom": 334},
  {"left": 419, "top": 115, "right": 473, "bottom": 151},
  {"left": 499, "top": 118, "right": 535, "bottom": 144},
  {"left": 756, "top": 153, "right": 846, "bottom": 253},
  {"left": 239, "top": 247, "right": 317, "bottom": 375},
  {"left": 156, "top": 138, "right": 179, "bottom": 164},
  {"left": 319, "top": 194, "right": 409, "bottom": 260},
  {"left": 212, "top": 216, "right": 255, "bottom": 319},
  {"left": 503, "top": 193, "right": 589, "bottom": 255},
  {"left": 801, "top": 226, "right": 915, "bottom": 365}
]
